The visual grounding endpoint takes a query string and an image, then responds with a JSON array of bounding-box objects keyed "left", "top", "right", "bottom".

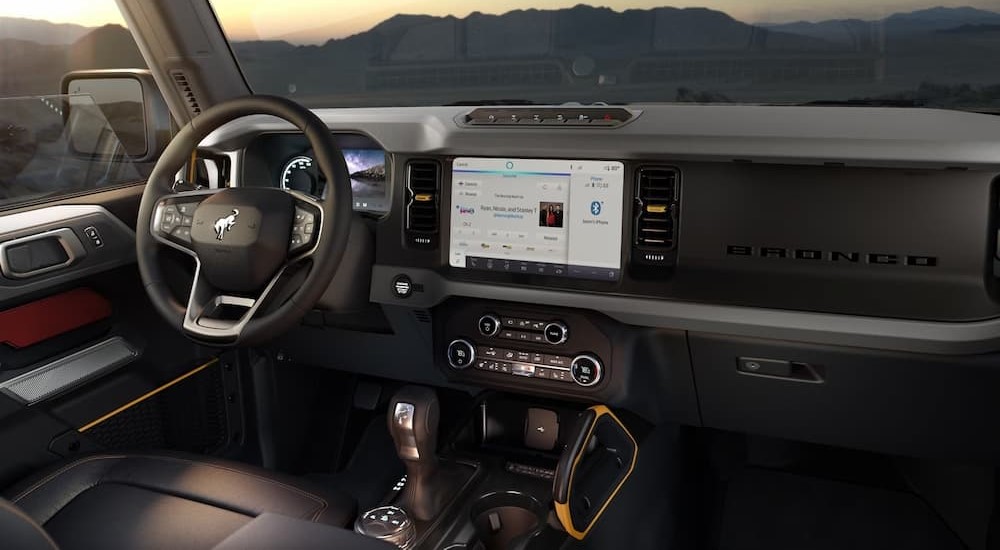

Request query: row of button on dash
[
  {"left": 479, "top": 346, "right": 571, "bottom": 368},
  {"left": 474, "top": 359, "right": 575, "bottom": 383}
]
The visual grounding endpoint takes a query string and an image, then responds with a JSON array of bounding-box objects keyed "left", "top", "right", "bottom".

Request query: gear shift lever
[{"left": 388, "top": 386, "right": 443, "bottom": 521}]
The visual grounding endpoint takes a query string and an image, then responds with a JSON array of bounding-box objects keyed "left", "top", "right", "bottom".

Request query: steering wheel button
[
  {"left": 304, "top": 223, "right": 314, "bottom": 234},
  {"left": 172, "top": 227, "right": 192, "bottom": 242}
]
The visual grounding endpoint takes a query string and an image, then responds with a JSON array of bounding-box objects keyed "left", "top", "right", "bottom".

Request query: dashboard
[
  {"left": 201, "top": 104, "right": 1000, "bottom": 460},
  {"left": 240, "top": 132, "right": 390, "bottom": 214}
]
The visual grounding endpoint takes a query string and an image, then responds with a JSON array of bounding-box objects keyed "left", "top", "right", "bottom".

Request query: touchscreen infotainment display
[{"left": 449, "top": 157, "right": 625, "bottom": 281}]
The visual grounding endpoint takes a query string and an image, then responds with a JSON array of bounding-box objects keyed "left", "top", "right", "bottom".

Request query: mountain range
[
  {"left": 0, "top": 17, "right": 92, "bottom": 45},
  {"left": 763, "top": 6, "right": 1000, "bottom": 46},
  {"left": 1, "top": 5, "right": 999, "bottom": 105},
  {"left": 0, "top": 24, "right": 144, "bottom": 97}
]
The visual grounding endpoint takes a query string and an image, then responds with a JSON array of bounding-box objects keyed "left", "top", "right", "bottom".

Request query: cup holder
[{"left": 468, "top": 492, "right": 547, "bottom": 550}]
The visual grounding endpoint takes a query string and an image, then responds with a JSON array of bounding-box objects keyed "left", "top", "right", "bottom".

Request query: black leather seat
[{"left": 2, "top": 453, "right": 357, "bottom": 550}]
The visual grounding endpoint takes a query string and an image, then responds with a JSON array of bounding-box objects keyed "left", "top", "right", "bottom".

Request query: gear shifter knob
[
  {"left": 388, "top": 386, "right": 440, "bottom": 467},
  {"left": 387, "top": 386, "right": 444, "bottom": 520}
]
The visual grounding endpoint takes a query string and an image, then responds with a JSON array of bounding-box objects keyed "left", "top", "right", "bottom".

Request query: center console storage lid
[{"left": 212, "top": 513, "right": 396, "bottom": 550}]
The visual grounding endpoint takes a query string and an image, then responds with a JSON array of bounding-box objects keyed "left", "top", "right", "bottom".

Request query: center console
[{"left": 351, "top": 388, "right": 641, "bottom": 550}]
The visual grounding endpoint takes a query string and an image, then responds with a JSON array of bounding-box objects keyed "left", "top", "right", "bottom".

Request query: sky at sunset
[{"left": 4, "top": 0, "right": 1000, "bottom": 43}]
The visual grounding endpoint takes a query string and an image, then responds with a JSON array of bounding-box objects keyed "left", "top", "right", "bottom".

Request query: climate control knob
[
  {"left": 570, "top": 354, "right": 603, "bottom": 387},
  {"left": 478, "top": 314, "right": 501, "bottom": 337},
  {"left": 447, "top": 339, "right": 476, "bottom": 370},
  {"left": 543, "top": 322, "right": 569, "bottom": 345}
]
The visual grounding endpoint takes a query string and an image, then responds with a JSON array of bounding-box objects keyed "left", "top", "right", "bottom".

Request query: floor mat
[
  {"left": 719, "top": 468, "right": 965, "bottom": 550},
  {"left": 308, "top": 414, "right": 405, "bottom": 512}
]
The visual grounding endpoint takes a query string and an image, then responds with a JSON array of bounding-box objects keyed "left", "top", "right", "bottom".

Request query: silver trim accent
[
  {"left": 447, "top": 339, "right": 476, "bottom": 369},
  {"left": 354, "top": 505, "right": 416, "bottom": 549},
  {"left": 543, "top": 322, "right": 568, "bottom": 345},
  {"left": 478, "top": 314, "right": 501, "bottom": 337},
  {"left": 0, "top": 337, "right": 138, "bottom": 404},
  {"left": 570, "top": 354, "right": 604, "bottom": 388},
  {"left": 371, "top": 266, "right": 1000, "bottom": 355},
  {"left": 393, "top": 402, "right": 419, "bottom": 461},
  {"left": 0, "top": 205, "right": 135, "bottom": 237},
  {"left": 0, "top": 228, "right": 84, "bottom": 279}
]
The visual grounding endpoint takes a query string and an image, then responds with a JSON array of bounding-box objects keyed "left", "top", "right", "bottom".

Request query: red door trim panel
[{"left": 0, "top": 288, "right": 112, "bottom": 349}]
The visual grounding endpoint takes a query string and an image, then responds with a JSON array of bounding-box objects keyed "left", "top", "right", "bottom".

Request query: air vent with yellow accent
[
  {"left": 405, "top": 159, "right": 441, "bottom": 249},
  {"left": 632, "top": 166, "right": 680, "bottom": 270}
]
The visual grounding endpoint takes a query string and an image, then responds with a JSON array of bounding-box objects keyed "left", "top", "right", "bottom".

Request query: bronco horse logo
[{"left": 214, "top": 209, "right": 239, "bottom": 241}]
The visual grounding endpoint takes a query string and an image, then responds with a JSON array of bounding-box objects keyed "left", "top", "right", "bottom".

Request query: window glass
[
  {"left": 0, "top": 1, "right": 151, "bottom": 208},
  {"left": 212, "top": 0, "right": 1000, "bottom": 111}
]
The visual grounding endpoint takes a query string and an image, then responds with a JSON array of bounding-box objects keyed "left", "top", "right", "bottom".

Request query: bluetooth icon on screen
[{"left": 590, "top": 201, "right": 602, "bottom": 216}]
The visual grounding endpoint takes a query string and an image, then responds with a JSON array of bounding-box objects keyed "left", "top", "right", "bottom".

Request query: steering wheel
[{"left": 136, "top": 95, "right": 353, "bottom": 346}]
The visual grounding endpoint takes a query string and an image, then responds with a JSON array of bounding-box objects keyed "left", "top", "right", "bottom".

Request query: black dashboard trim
[{"left": 370, "top": 265, "right": 1000, "bottom": 355}]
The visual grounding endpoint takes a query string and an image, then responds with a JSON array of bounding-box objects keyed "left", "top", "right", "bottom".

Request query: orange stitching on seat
[
  {"left": 123, "top": 454, "right": 330, "bottom": 521},
  {"left": 11, "top": 455, "right": 126, "bottom": 504}
]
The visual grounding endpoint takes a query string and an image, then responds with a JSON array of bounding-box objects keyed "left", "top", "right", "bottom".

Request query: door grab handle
[{"left": 0, "top": 228, "right": 86, "bottom": 279}]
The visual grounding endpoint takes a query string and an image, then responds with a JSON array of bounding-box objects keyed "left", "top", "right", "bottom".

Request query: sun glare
[{"left": 0, "top": 0, "right": 125, "bottom": 27}]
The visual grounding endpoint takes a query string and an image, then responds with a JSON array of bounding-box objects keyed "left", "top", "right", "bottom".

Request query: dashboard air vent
[
  {"left": 632, "top": 166, "right": 680, "bottom": 270},
  {"left": 170, "top": 70, "right": 202, "bottom": 117},
  {"left": 405, "top": 160, "right": 441, "bottom": 249}
]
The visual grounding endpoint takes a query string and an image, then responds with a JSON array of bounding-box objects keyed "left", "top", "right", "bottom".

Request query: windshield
[{"left": 211, "top": 1, "right": 1000, "bottom": 110}]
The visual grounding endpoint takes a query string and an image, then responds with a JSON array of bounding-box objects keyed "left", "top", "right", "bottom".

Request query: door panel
[{"left": 0, "top": 187, "right": 242, "bottom": 488}]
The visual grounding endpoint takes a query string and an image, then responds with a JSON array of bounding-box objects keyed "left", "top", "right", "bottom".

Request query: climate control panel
[
  {"left": 447, "top": 340, "right": 603, "bottom": 387},
  {"left": 438, "top": 302, "right": 613, "bottom": 396}
]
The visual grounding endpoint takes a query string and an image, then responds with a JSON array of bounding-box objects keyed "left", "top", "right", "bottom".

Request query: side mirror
[{"left": 61, "top": 69, "right": 172, "bottom": 163}]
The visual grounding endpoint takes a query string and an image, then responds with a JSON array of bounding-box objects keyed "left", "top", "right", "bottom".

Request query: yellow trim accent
[
  {"left": 553, "top": 405, "right": 638, "bottom": 540},
  {"left": 646, "top": 204, "right": 668, "bottom": 214},
  {"left": 188, "top": 150, "right": 198, "bottom": 184},
  {"left": 414, "top": 193, "right": 433, "bottom": 202},
  {"left": 77, "top": 358, "right": 219, "bottom": 433}
]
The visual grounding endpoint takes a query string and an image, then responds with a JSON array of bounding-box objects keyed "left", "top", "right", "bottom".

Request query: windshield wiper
[{"left": 792, "top": 99, "right": 926, "bottom": 108}]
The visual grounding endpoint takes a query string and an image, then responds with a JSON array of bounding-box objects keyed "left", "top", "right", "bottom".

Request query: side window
[{"left": 0, "top": 2, "right": 160, "bottom": 209}]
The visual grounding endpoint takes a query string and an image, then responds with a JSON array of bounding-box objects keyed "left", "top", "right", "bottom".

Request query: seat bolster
[
  {"left": 4, "top": 454, "right": 122, "bottom": 525},
  {"left": 0, "top": 498, "right": 59, "bottom": 550},
  {"left": 5, "top": 453, "right": 356, "bottom": 528}
]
